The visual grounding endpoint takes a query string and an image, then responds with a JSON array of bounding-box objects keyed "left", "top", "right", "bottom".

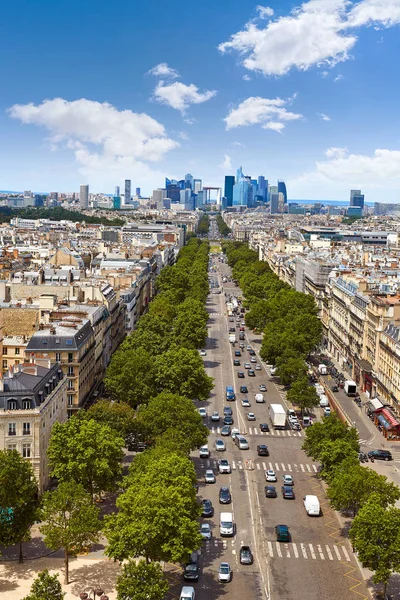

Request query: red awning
[{"left": 381, "top": 408, "right": 400, "bottom": 428}]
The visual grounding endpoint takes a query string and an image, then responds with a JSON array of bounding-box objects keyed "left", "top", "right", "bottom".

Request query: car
[
  {"left": 241, "top": 321, "right": 246, "bottom": 326},
  {"left": 215, "top": 439, "right": 226, "bottom": 452},
  {"left": 238, "top": 371, "right": 245, "bottom": 378},
  {"left": 223, "top": 406, "right": 233, "bottom": 416},
  {"left": 240, "top": 385, "right": 248, "bottom": 393},
  {"left": 287, "top": 409, "right": 296, "bottom": 419},
  {"left": 255, "top": 364, "right": 261, "bottom": 370},
  {"left": 211, "top": 411, "right": 220, "bottom": 421},
  {"left": 229, "top": 327, "right": 236, "bottom": 333},
  {"left": 250, "top": 357, "right": 257, "bottom": 363},
  {"left": 201, "top": 499, "right": 214, "bottom": 517},
  {"left": 180, "top": 586, "right": 196, "bottom": 600},
  {"left": 221, "top": 425, "right": 231, "bottom": 436},
  {"left": 200, "top": 350, "right": 207, "bottom": 356},
  {"left": 233, "top": 359, "right": 241, "bottom": 366},
  {"left": 239, "top": 342, "right": 245, "bottom": 349},
  {"left": 218, "top": 562, "right": 232, "bottom": 583},
  {"left": 248, "top": 369, "right": 255, "bottom": 377},
  {"left": 241, "top": 398, "right": 251, "bottom": 407},
  {"left": 259, "top": 384, "right": 267, "bottom": 392},
  {"left": 229, "top": 317, "right": 234, "bottom": 322},
  {"left": 265, "top": 485, "right": 277, "bottom": 498},
  {"left": 282, "top": 485, "right": 295, "bottom": 499},
  {"left": 200, "top": 523, "right": 212, "bottom": 540},
  {"left": 275, "top": 524, "right": 290, "bottom": 542},
  {"left": 231, "top": 427, "right": 240, "bottom": 439},
  {"left": 260, "top": 423, "right": 270, "bottom": 432},
  {"left": 247, "top": 412, "right": 256, "bottom": 421},
  {"left": 219, "top": 486, "right": 231, "bottom": 504},
  {"left": 239, "top": 545, "right": 253, "bottom": 565},
  {"left": 183, "top": 559, "right": 200, "bottom": 581},
  {"left": 324, "top": 407, "right": 331, "bottom": 416},
  {"left": 257, "top": 444, "right": 269, "bottom": 456},
  {"left": 244, "top": 362, "right": 251, "bottom": 369},
  {"left": 223, "top": 415, "right": 233, "bottom": 425},
  {"left": 198, "top": 408, "right": 207, "bottom": 418},
  {"left": 219, "top": 459, "right": 231, "bottom": 474},
  {"left": 234, "top": 350, "right": 241, "bottom": 357},
  {"left": 282, "top": 474, "right": 294, "bottom": 486},
  {"left": 205, "top": 470, "right": 216, "bottom": 483},
  {"left": 368, "top": 449, "right": 393, "bottom": 461},
  {"left": 239, "top": 326, "right": 245, "bottom": 332},
  {"left": 246, "top": 345, "right": 252, "bottom": 351},
  {"left": 270, "top": 366, "right": 277, "bottom": 375},
  {"left": 265, "top": 469, "right": 277, "bottom": 482},
  {"left": 249, "top": 350, "right": 256, "bottom": 356},
  {"left": 290, "top": 420, "right": 301, "bottom": 431},
  {"left": 199, "top": 445, "right": 209, "bottom": 458}
]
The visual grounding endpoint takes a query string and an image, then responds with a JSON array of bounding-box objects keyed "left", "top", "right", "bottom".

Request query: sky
[{"left": 1, "top": 0, "right": 400, "bottom": 201}]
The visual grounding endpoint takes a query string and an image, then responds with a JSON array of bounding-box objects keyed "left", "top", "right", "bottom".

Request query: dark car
[
  {"left": 276, "top": 524, "right": 290, "bottom": 542},
  {"left": 229, "top": 327, "right": 236, "bottom": 333},
  {"left": 248, "top": 369, "right": 255, "bottom": 377},
  {"left": 257, "top": 444, "right": 269, "bottom": 456},
  {"left": 238, "top": 372, "right": 245, "bottom": 378},
  {"left": 260, "top": 423, "right": 270, "bottom": 432},
  {"left": 235, "top": 350, "right": 241, "bottom": 357},
  {"left": 249, "top": 349, "right": 256, "bottom": 356},
  {"left": 224, "top": 416, "right": 234, "bottom": 426},
  {"left": 223, "top": 406, "right": 233, "bottom": 416},
  {"left": 183, "top": 554, "right": 200, "bottom": 581},
  {"left": 331, "top": 385, "right": 339, "bottom": 392},
  {"left": 368, "top": 449, "right": 393, "bottom": 461},
  {"left": 239, "top": 333, "right": 245, "bottom": 340},
  {"left": 201, "top": 499, "right": 214, "bottom": 517},
  {"left": 239, "top": 545, "right": 253, "bottom": 565},
  {"left": 240, "top": 385, "right": 248, "bottom": 393},
  {"left": 233, "top": 359, "right": 241, "bottom": 366},
  {"left": 219, "top": 486, "right": 232, "bottom": 504},
  {"left": 265, "top": 485, "right": 277, "bottom": 498},
  {"left": 282, "top": 485, "right": 295, "bottom": 499}
]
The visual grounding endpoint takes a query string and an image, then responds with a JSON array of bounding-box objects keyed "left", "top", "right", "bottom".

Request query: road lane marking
[
  {"left": 287, "top": 464, "right": 292, "bottom": 471},
  {"left": 312, "top": 465, "right": 318, "bottom": 472},
  {"left": 309, "top": 544, "right": 316, "bottom": 559},
  {"left": 269, "top": 462, "right": 273, "bottom": 470},
  {"left": 300, "top": 544, "right": 308, "bottom": 558},
  {"left": 306, "top": 465, "right": 312, "bottom": 472},
  {"left": 333, "top": 545, "right": 342, "bottom": 560},
  {"left": 222, "top": 540, "right": 227, "bottom": 549},
  {"left": 281, "top": 463, "right": 286, "bottom": 471},
  {"left": 232, "top": 461, "right": 236, "bottom": 470},
  {"left": 256, "top": 463, "right": 260, "bottom": 470},
  {"left": 262, "top": 462, "right": 267, "bottom": 470},
  {"left": 284, "top": 544, "right": 291, "bottom": 558},
  {"left": 317, "top": 544, "right": 325, "bottom": 559},
  {"left": 326, "top": 545, "right": 334, "bottom": 560},
  {"left": 275, "top": 463, "right": 280, "bottom": 471},
  {"left": 300, "top": 464, "right": 305, "bottom": 472},
  {"left": 275, "top": 543, "right": 282, "bottom": 558},
  {"left": 342, "top": 546, "right": 351, "bottom": 561},
  {"left": 292, "top": 543, "right": 299, "bottom": 558}
]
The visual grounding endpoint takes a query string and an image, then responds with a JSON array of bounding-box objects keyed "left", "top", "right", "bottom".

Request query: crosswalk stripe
[
  {"left": 281, "top": 463, "right": 286, "bottom": 471},
  {"left": 309, "top": 544, "right": 316, "bottom": 559},
  {"left": 312, "top": 465, "right": 318, "bottom": 472},
  {"left": 325, "top": 545, "right": 333, "bottom": 560},
  {"left": 217, "top": 427, "right": 220, "bottom": 434},
  {"left": 284, "top": 544, "right": 291, "bottom": 558},
  {"left": 333, "top": 545, "right": 341, "bottom": 560},
  {"left": 275, "top": 463, "right": 280, "bottom": 471},
  {"left": 287, "top": 464, "right": 292, "bottom": 471},
  {"left": 238, "top": 462, "right": 243, "bottom": 470},
  {"left": 300, "top": 543, "right": 308, "bottom": 559},
  {"left": 256, "top": 463, "right": 260, "bottom": 470},
  {"left": 342, "top": 546, "right": 351, "bottom": 561},
  {"left": 213, "top": 460, "right": 217, "bottom": 467},
  {"left": 262, "top": 462, "right": 267, "bottom": 470},
  {"left": 269, "top": 462, "right": 273, "bottom": 470},
  {"left": 267, "top": 542, "right": 274, "bottom": 557},
  {"left": 300, "top": 465, "right": 305, "bottom": 472},
  {"left": 275, "top": 542, "right": 282, "bottom": 558},
  {"left": 306, "top": 465, "right": 311, "bottom": 472},
  {"left": 292, "top": 543, "right": 299, "bottom": 558},
  {"left": 232, "top": 461, "right": 236, "bottom": 469},
  {"left": 317, "top": 544, "right": 325, "bottom": 560},
  {"left": 253, "top": 428, "right": 258, "bottom": 434}
]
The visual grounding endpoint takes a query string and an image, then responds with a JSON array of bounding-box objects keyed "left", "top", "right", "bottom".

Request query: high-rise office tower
[
  {"left": 113, "top": 196, "right": 121, "bottom": 209},
  {"left": 136, "top": 187, "right": 141, "bottom": 197},
  {"left": 350, "top": 189, "right": 364, "bottom": 209},
  {"left": 233, "top": 176, "right": 252, "bottom": 207},
  {"left": 185, "top": 173, "right": 194, "bottom": 190},
  {"left": 224, "top": 176, "right": 235, "bottom": 207},
  {"left": 270, "top": 192, "right": 279, "bottom": 214},
  {"left": 124, "top": 180, "right": 131, "bottom": 204},
  {"left": 196, "top": 190, "right": 204, "bottom": 208},
  {"left": 193, "top": 179, "right": 202, "bottom": 194},
  {"left": 257, "top": 176, "right": 268, "bottom": 202},
  {"left": 115, "top": 185, "right": 120, "bottom": 197},
  {"left": 166, "top": 182, "right": 181, "bottom": 202},
  {"left": 278, "top": 180, "right": 287, "bottom": 204},
  {"left": 79, "top": 184, "right": 89, "bottom": 209}
]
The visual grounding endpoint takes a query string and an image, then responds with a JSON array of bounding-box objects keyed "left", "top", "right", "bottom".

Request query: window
[
  {"left": 7, "top": 444, "right": 17, "bottom": 451},
  {"left": 23, "top": 423, "right": 31, "bottom": 435},
  {"left": 8, "top": 401, "right": 17, "bottom": 410},
  {"left": 2, "top": 348, "right": 7, "bottom": 355},
  {"left": 15, "top": 360, "right": 19, "bottom": 365},
  {"left": 68, "top": 353, "right": 73, "bottom": 363},
  {"left": 15, "top": 348, "right": 20, "bottom": 355},
  {"left": 56, "top": 353, "right": 61, "bottom": 362},
  {"left": 68, "top": 380, "right": 74, "bottom": 390},
  {"left": 68, "top": 394, "right": 74, "bottom": 406},
  {"left": 68, "top": 367, "right": 74, "bottom": 376},
  {"left": 2, "top": 360, "right": 7, "bottom": 369},
  {"left": 8, "top": 423, "right": 16, "bottom": 436},
  {"left": 22, "top": 443, "right": 31, "bottom": 458},
  {"left": 22, "top": 400, "right": 31, "bottom": 409}
]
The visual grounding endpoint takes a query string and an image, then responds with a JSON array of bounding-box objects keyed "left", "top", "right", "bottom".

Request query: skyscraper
[
  {"left": 224, "top": 176, "right": 235, "bottom": 207},
  {"left": 193, "top": 179, "right": 202, "bottom": 194},
  {"left": 79, "top": 185, "right": 89, "bottom": 209},
  {"left": 257, "top": 176, "right": 268, "bottom": 202},
  {"left": 185, "top": 173, "right": 194, "bottom": 190},
  {"left": 270, "top": 192, "right": 279, "bottom": 214},
  {"left": 115, "top": 185, "right": 120, "bottom": 197},
  {"left": 278, "top": 180, "right": 287, "bottom": 204},
  {"left": 350, "top": 189, "right": 364, "bottom": 209},
  {"left": 124, "top": 180, "right": 131, "bottom": 204},
  {"left": 136, "top": 187, "right": 141, "bottom": 197}
]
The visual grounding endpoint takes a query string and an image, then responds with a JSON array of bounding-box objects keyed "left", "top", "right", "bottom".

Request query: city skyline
[{"left": 1, "top": 0, "right": 400, "bottom": 201}]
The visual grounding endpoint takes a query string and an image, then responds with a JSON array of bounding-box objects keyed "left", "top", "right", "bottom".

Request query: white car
[
  {"left": 265, "top": 469, "right": 277, "bottom": 482},
  {"left": 259, "top": 384, "right": 267, "bottom": 392},
  {"left": 198, "top": 408, "right": 207, "bottom": 418},
  {"left": 247, "top": 412, "right": 256, "bottom": 421},
  {"left": 241, "top": 398, "right": 251, "bottom": 407},
  {"left": 270, "top": 366, "right": 277, "bottom": 375},
  {"left": 246, "top": 345, "right": 252, "bottom": 351},
  {"left": 255, "top": 365, "right": 261, "bottom": 370},
  {"left": 199, "top": 445, "right": 209, "bottom": 458},
  {"left": 324, "top": 407, "right": 331, "bottom": 416},
  {"left": 200, "top": 523, "right": 212, "bottom": 540},
  {"left": 200, "top": 350, "right": 207, "bottom": 356},
  {"left": 215, "top": 439, "right": 226, "bottom": 452},
  {"left": 282, "top": 474, "right": 294, "bottom": 486},
  {"left": 218, "top": 459, "right": 231, "bottom": 474},
  {"left": 250, "top": 357, "right": 257, "bottom": 363},
  {"left": 244, "top": 362, "right": 251, "bottom": 369},
  {"left": 218, "top": 562, "right": 232, "bottom": 582},
  {"left": 211, "top": 411, "right": 220, "bottom": 422},
  {"left": 205, "top": 470, "right": 216, "bottom": 484},
  {"left": 231, "top": 427, "right": 240, "bottom": 439}
]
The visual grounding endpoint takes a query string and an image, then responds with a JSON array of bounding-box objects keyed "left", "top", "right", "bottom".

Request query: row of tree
[
  {"left": 197, "top": 213, "right": 210, "bottom": 235},
  {"left": 303, "top": 414, "right": 400, "bottom": 596},
  {"left": 223, "top": 241, "right": 322, "bottom": 412},
  {"left": 216, "top": 214, "right": 231, "bottom": 236}
]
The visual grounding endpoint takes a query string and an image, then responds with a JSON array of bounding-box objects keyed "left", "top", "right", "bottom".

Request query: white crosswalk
[
  {"left": 210, "top": 426, "right": 302, "bottom": 437},
  {"left": 266, "top": 541, "right": 352, "bottom": 562},
  {"left": 200, "top": 459, "right": 318, "bottom": 472}
]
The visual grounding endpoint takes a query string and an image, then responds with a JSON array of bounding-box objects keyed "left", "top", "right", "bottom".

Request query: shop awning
[
  {"left": 369, "top": 397, "right": 384, "bottom": 411},
  {"left": 378, "top": 408, "right": 400, "bottom": 430}
]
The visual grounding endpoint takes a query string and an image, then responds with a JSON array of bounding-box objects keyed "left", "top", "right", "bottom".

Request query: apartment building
[{"left": 0, "top": 357, "right": 67, "bottom": 491}]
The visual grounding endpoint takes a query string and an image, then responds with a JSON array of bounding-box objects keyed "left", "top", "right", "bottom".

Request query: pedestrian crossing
[
  {"left": 210, "top": 426, "right": 302, "bottom": 437},
  {"left": 201, "top": 459, "right": 318, "bottom": 473},
  {"left": 266, "top": 541, "right": 351, "bottom": 562}
]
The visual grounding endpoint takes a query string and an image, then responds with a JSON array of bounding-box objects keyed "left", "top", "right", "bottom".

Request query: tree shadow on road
[{"left": 69, "top": 557, "right": 120, "bottom": 596}]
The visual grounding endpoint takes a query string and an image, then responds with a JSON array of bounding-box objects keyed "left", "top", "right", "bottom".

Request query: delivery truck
[
  {"left": 229, "top": 334, "right": 236, "bottom": 344},
  {"left": 318, "top": 364, "right": 328, "bottom": 375},
  {"left": 344, "top": 380, "right": 357, "bottom": 396},
  {"left": 269, "top": 403, "right": 286, "bottom": 429}
]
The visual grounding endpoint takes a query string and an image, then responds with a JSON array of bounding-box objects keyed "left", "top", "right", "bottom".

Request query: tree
[
  {"left": 22, "top": 569, "right": 65, "bottom": 600},
  {"left": 302, "top": 413, "right": 359, "bottom": 462},
  {"left": 286, "top": 377, "right": 320, "bottom": 412},
  {"left": 0, "top": 449, "right": 39, "bottom": 562},
  {"left": 173, "top": 298, "right": 208, "bottom": 349},
  {"left": 327, "top": 464, "right": 400, "bottom": 516},
  {"left": 127, "top": 446, "right": 197, "bottom": 490},
  {"left": 40, "top": 481, "right": 101, "bottom": 584},
  {"left": 87, "top": 399, "right": 136, "bottom": 440},
  {"left": 116, "top": 559, "right": 168, "bottom": 600},
  {"left": 350, "top": 494, "right": 400, "bottom": 598},
  {"left": 155, "top": 348, "right": 213, "bottom": 401},
  {"left": 136, "top": 392, "right": 208, "bottom": 452},
  {"left": 48, "top": 416, "right": 124, "bottom": 499},
  {"left": 276, "top": 356, "right": 308, "bottom": 387},
  {"left": 318, "top": 439, "right": 359, "bottom": 481},
  {"left": 105, "top": 347, "right": 158, "bottom": 406}
]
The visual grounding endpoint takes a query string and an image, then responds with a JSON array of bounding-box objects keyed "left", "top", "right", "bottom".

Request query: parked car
[
  {"left": 200, "top": 350, "right": 206, "bottom": 356},
  {"left": 219, "top": 486, "right": 232, "bottom": 504},
  {"left": 239, "top": 545, "right": 253, "bottom": 565},
  {"left": 183, "top": 558, "right": 200, "bottom": 581},
  {"left": 200, "top": 523, "right": 212, "bottom": 540},
  {"left": 257, "top": 444, "right": 269, "bottom": 456},
  {"left": 217, "top": 562, "right": 232, "bottom": 583},
  {"left": 198, "top": 408, "right": 207, "bottom": 418},
  {"left": 368, "top": 449, "right": 393, "bottom": 461},
  {"left": 275, "top": 524, "right": 290, "bottom": 542},
  {"left": 205, "top": 470, "right": 216, "bottom": 484},
  {"left": 255, "top": 365, "right": 262, "bottom": 370},
  {"left": 201, "top": 499, "right": 214, "bottom": 517},
  {"left": 265, "top": 485, "right": 277, "bottom": 498},
  {"left": 247, "top": 412, "right": 256, "bottom": 421},
  {"left": 211, "top": 411, "right": 220, "bottom": 422}
]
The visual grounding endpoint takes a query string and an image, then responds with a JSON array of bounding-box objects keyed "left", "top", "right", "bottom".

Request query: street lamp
[{"left": 79, "top": 588, "right": 109, "bottom": 600}]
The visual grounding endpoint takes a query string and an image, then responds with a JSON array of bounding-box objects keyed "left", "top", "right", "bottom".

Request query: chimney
[{"left": 30, "top": 353, "right": 35, "bottom": 364}]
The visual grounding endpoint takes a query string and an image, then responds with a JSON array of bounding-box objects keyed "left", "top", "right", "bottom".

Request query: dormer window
[{"left": 8, "top": 400, "right": 17, "bottom": 410}]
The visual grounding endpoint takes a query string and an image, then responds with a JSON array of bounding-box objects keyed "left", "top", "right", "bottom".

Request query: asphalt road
[{"left": 184, "top": 251, "right": 371, "bottom": 600}]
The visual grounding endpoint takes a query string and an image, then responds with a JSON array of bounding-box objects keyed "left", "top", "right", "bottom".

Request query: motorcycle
[
  {"left": 358, "top": 452, "right": 368, "bottom": 463},
  {"left": 369, "top": 455, "right": 374, "bottom": 463}
]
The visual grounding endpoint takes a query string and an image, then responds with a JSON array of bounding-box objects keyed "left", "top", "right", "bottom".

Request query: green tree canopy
[
  {"left": 105, "top": 347, "right": 158, "bottom": 406},
  {"left": 302, "top": 413, "right": 359, "bottom": 462},
  {"left": 286, "top": 377, "right": 320, "bottom": 412},
  {"left": 155, "top": 348, "right": 213, "bottom": 401},
  {"left": 276, "top": 356, "right": 308, "bottom": 387},
  {"left": 319, "top": 439, "right": 359, "bottom": 481},
  {"left": 86, "top": 399, "right": 136, "bottom": 440},
  {"left": 116, "top": 559, "right": 169, "bottom": 600},
  {"left": 22, "top": 570, "right": 65, "bottom": 600}
]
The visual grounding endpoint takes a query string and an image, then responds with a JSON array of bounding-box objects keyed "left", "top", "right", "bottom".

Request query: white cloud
[
  {"left": 334, "top": 73, "right": 343, "bottom": 81},
  {"left": 243, "top": 74, "right": 251, "bottom": 81},
  {"left": 218, "top": 0, "right": 400, "bottom": 76},
  {"left": 220, "top": 154, "right": 233, "bottom": 170},
  {"left": 321, "top": 70, "right": 329, "bottom": 77},
  {"left": 232, "top": 141, "right": 246, "bottom": 147},
  {"left": 184, "top": 117, "right": 196, "bottom": 125},
  {"left": 153, "top": 81, "right": 217, "bottom": 112},
  {"left": 147, "top": 63, "right": 180, "bottom": 79},
  {"left": 224, "top": 96, "right": 302, "bottom": 131},
  {"left": 318, "top": 112, "right": 331, "bottom": 121},
  {"left": 178, "top": 131, "right": 189, "bottom": 140},
  {"left": 8, "top": 98, "right": 178, "bottom": 189},
  {"left": 256, "top": 5, "right": 274, "bottom": 18}
]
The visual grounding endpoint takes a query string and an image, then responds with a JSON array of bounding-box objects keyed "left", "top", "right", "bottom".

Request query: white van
[
  {"left": 220, "top": 512, "right": 234, "bottom": 536},
  {"left": 319, "top": 394, "right": 329, "bottom": 408},
  {"left": 180, "top": 586, "right": 195, "bottom": 600},
  {"left": 303, "top": 495, "right": 320, "bottom": 516},
  {"left": 235, "top": 436, "right": 249, "bottom": 450},
  {"left": 255, "top": 393, "right": 264, "bottom": 403}
]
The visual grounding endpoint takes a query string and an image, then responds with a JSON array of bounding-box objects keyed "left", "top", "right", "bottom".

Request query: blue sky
[{"left": 1, "top": 0, "right": 400, "bottom": 201}]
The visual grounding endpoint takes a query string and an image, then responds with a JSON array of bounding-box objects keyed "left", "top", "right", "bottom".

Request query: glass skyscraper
[
  {"left": 278, "top": 181, "right": 287, "bottom": 204},
  {"left": 224, "top": 176, "right": 235, "bottom": 207}
]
